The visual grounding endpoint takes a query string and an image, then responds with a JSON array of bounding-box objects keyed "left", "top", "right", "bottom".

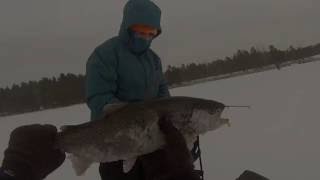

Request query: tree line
[
  {"left": 1, "top": 43, "right": 320, "bottom": 116},
  {"left": 165, "top": 44, "right": 320, "bottom": 84},
  {"left": 0, "top": 74, "right": 85, "bottom": 116}
]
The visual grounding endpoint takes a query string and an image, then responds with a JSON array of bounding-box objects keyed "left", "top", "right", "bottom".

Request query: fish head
[{"left": 190, "top": 99, "right": 228, "bottom": 133}]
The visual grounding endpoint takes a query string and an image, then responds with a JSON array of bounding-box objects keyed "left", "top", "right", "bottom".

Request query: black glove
[
  {"left": 1, "top": 124, "right": 66, "bottom": 180},
  {"left": 141, "top": 116, "right": 199, "bottom": 180}
]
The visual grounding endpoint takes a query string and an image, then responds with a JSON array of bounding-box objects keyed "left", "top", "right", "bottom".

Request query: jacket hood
[{"left": 119, "top": 0, "right": 162, "bottom": 43}]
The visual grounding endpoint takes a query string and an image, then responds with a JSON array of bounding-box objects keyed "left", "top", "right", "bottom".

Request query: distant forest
[{"left": 1, "top": 43, "right": 320, "bottom": 116}]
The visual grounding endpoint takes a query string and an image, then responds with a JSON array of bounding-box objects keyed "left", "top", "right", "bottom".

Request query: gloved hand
[
  {"left": 141, "top": 117, "right": 200, "bottom": 180},
  {"left": 1, "top": 124, "right": 66, "bottom": 180}
]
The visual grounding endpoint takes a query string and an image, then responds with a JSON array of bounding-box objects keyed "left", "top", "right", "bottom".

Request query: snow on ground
[
  {"left": 1, "top": 60, "right": 320, "bottom": 180},
  {"left": 313, "top": 54, "right": 320, "bottom": 59}
]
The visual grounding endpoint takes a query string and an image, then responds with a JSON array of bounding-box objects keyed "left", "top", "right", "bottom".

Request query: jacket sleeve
[
  {"left": 85, "top": 50, "right": 120, "bottom": 120},
  {"left": 158, "top": 61, "right": 171, "bottom": 98}
]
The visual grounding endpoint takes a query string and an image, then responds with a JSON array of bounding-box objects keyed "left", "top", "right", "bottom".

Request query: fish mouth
[
  {"left": 217, "top": 105, "right": 230, "bottom": 127},
  {"left": 223, "top": 118, "right": 231, "bottom": 127},
  {"left": 208, "top": 106, "right": 230, "bottom": 130},
  {"left": 217, "top": 107, "right": 231, "bottom": 127}
]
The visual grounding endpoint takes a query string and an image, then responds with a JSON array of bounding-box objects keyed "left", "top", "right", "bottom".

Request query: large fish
[{"left": 57, "top": 96, "right": 230, "bottom": 175}]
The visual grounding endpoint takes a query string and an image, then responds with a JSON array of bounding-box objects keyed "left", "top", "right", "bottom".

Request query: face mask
[{"left": 128, "top": 33, "right": 153, "bottom": 55}]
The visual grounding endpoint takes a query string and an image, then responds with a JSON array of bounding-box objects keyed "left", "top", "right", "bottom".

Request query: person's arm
[
  {"left": 1, "top": 125, "right": 65, "bottom": 180},
  {"left": 157, "top": 61, "right": 171, "bottom": 98},
  {"left": 85, "top": 50, "right": 121, "bottom": 120}
]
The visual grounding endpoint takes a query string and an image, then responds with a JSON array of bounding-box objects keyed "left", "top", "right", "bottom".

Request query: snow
[
  {"left": 1, "top": 60, "right": 320, "bottom": 180},
  {"left": 312, "top": 54, "right": 320, "bottom": 59}
]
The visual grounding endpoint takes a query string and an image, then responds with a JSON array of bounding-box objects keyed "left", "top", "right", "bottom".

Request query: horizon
[{"left": 1, "top": 42, "right": 319, "bottom": 89}]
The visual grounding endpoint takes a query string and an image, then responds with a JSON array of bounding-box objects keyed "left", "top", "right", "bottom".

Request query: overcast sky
[{"left": 1, "top": 0, "right": 319, "bottom": 87}]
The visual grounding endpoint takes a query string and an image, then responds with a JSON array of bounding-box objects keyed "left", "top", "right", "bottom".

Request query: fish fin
[
  {"left": 103, "top": 102, "right": 128, "bottom": 115},
  {"left": 123, "top": 158, "right": 137, "bottom": 173},
  {"left": 69, "top": 154, "right": 92, "bottom": 176},
  {"left": 218, "top": 118, "right": 231, "bottom": 128}
]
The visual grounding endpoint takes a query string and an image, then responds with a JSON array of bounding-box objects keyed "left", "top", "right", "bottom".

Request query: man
[
  {"left": 85, "top": 0, "right": 170, "bottom": 121},
  {"left": 0, "top": 118, "right": 200, "bottom": 180},
  {"left": 85, "top": 0, "right": 170, "bottom": 179}
]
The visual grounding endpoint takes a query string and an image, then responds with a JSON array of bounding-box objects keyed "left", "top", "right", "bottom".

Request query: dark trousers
[{"left": 99, "top": 160, "right": 144, "bottom": 180}]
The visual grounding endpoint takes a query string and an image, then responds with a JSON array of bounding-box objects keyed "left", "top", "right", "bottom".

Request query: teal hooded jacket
[{"left": 85, "top": 0, "right": 170, "bottom": 120}]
